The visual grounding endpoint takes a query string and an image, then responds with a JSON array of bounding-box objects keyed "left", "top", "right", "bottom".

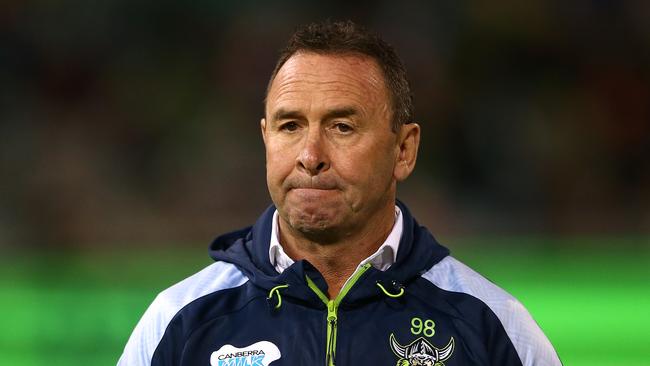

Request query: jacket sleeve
[
  {"left": 116, "top": 261, "right": 249, "bottom": 366},
  {"left": 486, "top": 296, "right": 562, "bottom": 366},
  {"left": 117, "top": 294, "right": 171, "bottom": 366},
  {"left": 422, "top": 256, "right": 562, "bottom": 366}
]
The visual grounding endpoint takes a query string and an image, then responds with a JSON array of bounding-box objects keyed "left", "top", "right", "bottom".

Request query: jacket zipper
[{"left": 306, "top": 263, "right": 372, "bottom": 366}]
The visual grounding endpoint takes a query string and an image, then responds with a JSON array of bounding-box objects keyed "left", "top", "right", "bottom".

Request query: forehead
[{"left": 266, "top": 52, "right": 390, "bottom": 116}]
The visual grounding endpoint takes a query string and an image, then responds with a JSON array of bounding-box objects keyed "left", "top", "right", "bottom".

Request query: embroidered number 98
[{"left": 410, "top": 317, "right": 435, "bottom": 337}]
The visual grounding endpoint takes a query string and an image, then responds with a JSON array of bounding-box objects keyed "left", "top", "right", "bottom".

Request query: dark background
[{"left": 2, "top": 1, "right": 648, "bottom": 250}]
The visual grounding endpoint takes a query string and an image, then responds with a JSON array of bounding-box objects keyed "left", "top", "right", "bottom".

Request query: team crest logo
[
  {"left": 210, "top": 341, "right": 280, "bottom": 366},
  {"left": 389, "top": 333, "right": 455, "bottom": 366}
]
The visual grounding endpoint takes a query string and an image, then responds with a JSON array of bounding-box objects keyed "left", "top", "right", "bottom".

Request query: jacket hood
[{"left": 209, "top": 201, "right": 450, "bottom": 306}]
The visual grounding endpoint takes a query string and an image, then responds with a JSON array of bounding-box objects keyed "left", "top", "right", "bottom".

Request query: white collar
[{"left": 269, "top": 206, "right": 403, "bottom": 274}]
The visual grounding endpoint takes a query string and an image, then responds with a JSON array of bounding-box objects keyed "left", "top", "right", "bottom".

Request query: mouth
[
  {"left": 289, "top": 187, "right": 340, "bottom": 199},
  {"left": 291, "top": 187, "right": 338, "bottom": 193},
  {"left": 291, "top": 186, "right": 337, "bottom": 191},
  {"left": 284, "top": 175, "right": 341, "bottom": 193},
  {"left": 287, "top": 180, "right": 339, "bottom": 191}
]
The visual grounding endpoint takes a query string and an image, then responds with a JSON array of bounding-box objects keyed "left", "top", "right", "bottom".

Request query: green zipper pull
[
  {"left": 326, "top": 300, "right": 338, "bottom": 366},
  {"left": 327, "top": 301, "right": 337, "bottom": 324}
]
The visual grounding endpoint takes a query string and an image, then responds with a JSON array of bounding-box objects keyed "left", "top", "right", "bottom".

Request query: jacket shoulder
[
  {"left": 117, "top": 261, "right": 248, "bottom": 366},
  {"left": 421, "top": 256, "right": 562, "bottom": 366}
]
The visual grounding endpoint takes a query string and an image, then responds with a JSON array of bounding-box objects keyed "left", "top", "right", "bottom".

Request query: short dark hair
[{"left": 266, "top": 20, "right": 414, "bottom": 131}]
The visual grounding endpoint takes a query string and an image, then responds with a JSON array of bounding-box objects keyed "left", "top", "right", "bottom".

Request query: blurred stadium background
[{"left": 1, "top": 1, "right": 648, "bottom": 365}]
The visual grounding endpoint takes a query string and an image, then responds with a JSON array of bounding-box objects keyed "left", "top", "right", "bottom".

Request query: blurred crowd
[{"left": 1, "top": 1, "right": 648, "bottom": 249}]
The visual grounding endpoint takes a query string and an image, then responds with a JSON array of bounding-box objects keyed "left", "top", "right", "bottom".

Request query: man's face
[{"left": 262, "top": 52, "right": 414, "bottom": 240}]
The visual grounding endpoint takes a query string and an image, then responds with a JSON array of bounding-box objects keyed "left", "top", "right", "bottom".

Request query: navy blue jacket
[{"left": 118, "top": 202, "right": 561, "bottom": 366}]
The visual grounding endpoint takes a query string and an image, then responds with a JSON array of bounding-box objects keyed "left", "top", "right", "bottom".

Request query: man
[{"left": 118, "top": 20, "right": 561, "bottom": 366}]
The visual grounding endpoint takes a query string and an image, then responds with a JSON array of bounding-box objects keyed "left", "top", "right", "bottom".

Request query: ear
[
  {"left": 394, "top": 123, "right": 420, "bottom": 182},
  {"left": 260, "top": 118, "right": 267, "bottom": 144}
]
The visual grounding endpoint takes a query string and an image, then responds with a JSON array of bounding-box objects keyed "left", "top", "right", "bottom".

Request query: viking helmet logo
[{"left": 389, "top": 334, "right": 454, "bottom": 366}]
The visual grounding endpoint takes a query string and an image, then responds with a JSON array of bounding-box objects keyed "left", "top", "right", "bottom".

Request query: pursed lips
[
  {"left": 285, "top": 179, "right": 342, "bottom": 199},
  {"left": 284, "top": 176, "right": 340, "bottom": 191},
  {"left": 289, "top": 187, "right": 340, "bottom": 202}
]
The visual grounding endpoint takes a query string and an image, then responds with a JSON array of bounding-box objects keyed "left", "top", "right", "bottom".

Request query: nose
[{"left": 296, "top": 127, "right": 329, "bottom": 176}]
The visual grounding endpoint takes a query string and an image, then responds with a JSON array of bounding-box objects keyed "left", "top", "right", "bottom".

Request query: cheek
[
  {"left": 335, "top": 143, "right": 395, "bottom": 192},
  {"left": 266, "top": 138, "right": 296, "bottom": 165},
  {"left": 354, "top": 143, "right": 395, "bottom": 177},
  {"left": 266, "top": 147, "right": 294, "bottom": 189},
  {"left": 266, "top": 157, "right": 283, "bottom": 187}
]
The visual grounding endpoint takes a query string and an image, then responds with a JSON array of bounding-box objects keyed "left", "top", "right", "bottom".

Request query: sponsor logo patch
[{"left": 210, "top": 341, "right": 280, "bottom": 366}]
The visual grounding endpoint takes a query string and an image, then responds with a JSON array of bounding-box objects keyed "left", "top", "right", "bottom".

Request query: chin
[
  {"left": 290, "top": 209, "right": 336, "bottom": 230},
  {"left": 285, "top": 193, "right": 342, "bottom": 220},
  {"left": 285, "top": 208, "right": 345, "bottom": 243}
]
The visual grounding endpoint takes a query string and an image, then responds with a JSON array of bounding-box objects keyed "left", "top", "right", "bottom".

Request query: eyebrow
[
  {"left": 272, "top": 108, "right": 303, "bottom": 122},
  {"left": 271, "top": 106, "right": 359, "bottom": 122},
  {"left": 322, "top": 107, "right": 358, "bottom": 121}
]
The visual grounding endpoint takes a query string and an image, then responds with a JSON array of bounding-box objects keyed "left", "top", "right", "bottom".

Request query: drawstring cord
[
  {"left": 267, "top": 284, "right": 289, "bottom": 309},
  {"left": 376, "top": 281, "right": 405, "bottom": 298},
  {"left": 269, "top": 281, "right": 402, "bottom": 308}
]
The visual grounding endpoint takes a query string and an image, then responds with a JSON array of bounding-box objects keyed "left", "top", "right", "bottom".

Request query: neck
[{"left": 278, "top": 203, "right": 396, "bottom": 298}]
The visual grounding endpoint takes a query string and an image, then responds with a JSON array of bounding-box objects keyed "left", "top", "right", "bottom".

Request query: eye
[
  {"left": 279, "top": 121, "right": 299, "bottom": 132},
  {"left": 334, "top": 122, "right": 353, "bottom": 133}
]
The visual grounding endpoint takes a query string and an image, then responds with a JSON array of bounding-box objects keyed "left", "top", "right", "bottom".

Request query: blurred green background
[
  {"left": 1, "top": 240, "right": 648, "bottom": 366},
  {"left": 1, "top": 1, "right": 649, "bottom": 365}
]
